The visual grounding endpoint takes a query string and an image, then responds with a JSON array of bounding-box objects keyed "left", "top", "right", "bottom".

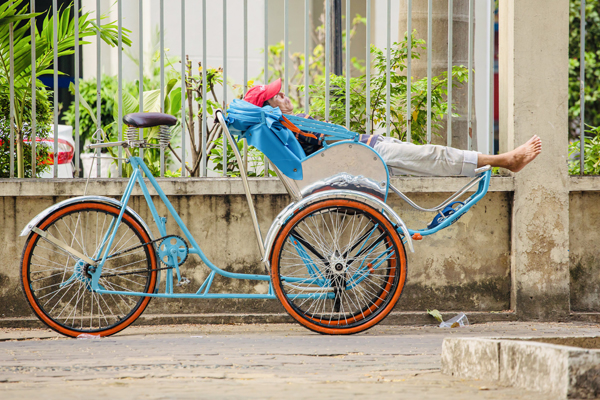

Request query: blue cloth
[{"left": 226, "top": 99, "right": 305, "bottom": 180}]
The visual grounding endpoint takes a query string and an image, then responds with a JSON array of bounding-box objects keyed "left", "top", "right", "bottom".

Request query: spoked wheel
[
  {"left": 21, "top": 202, "right": 158, "bottom": 337},
  {"left": 270, "top": 198, "right": 407, "bottom": 335}
]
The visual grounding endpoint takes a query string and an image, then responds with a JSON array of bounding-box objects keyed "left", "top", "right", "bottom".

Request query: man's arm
[{"left": 291, "top": 113, "right": 326, "bottom": 155}]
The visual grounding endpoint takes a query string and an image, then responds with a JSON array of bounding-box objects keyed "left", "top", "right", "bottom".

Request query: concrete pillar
[
  {"left": 398, "top": 0, "right": 470, "bottom": 149},
  {"left": 501, "top": 0, "right": 570, "bottom": 319}
]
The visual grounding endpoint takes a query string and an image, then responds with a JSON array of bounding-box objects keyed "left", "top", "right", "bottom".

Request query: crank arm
[{"left": 32, "top": 227, "right": 98, "bottom": 266}]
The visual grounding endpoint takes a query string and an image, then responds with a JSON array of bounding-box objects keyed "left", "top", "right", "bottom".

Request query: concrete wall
[
  {"left": 570, "top": 191, "right": 600, "bottom": 312},
  {"left": 0, "top": 177, "right": 513, "bottom": 320},
  {"left": 388, "top": 191, "right": 512, "bottom": 311},
  {"left": 4, "top": 176, "right": 600, "bottom": 323},
  {"left": 2, "top": 0, "right": 587, "bottom": 325}
]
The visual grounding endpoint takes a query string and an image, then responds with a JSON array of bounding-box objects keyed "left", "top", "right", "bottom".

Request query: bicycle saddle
[{"left": 123, "top": 112, "right": 177, "bottom": 128}]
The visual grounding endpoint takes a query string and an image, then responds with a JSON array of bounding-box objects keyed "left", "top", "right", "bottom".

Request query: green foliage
[
  {"left": 65, "top": 74, "right": 179, "bottom": 178},
  {"left": 105, "top": 84, "right": 180, "bottom": 178},
  {"left": 0, "top": 90, "right": 51, "bottom": 177},
  {"left": 569, "top": 0, "right": 600, "bottom": 136},
  {"left": 63, "top": 29, "right": 181, "bottom": 177},
  {"left": 182, "top": 59, "right": 226, "bottom": 177},
  {"left": 63, "top": 28, "right": 180, "bottom": 150},
  {"left": 62, "top": 75, "right": 137, "bottom": 152},
  {"left": 569, "top": 125, "right": 600, "bottom": 175},
  {"left": 164, "top": 167, "right": 184, "bottom": 178},
  {"left": 0, "top": 0, "right": 129, "bottom": 177},
  {"left": 209, "top": 136, "right": 276, "bottom": 177},
  {"left": 304, "top": 31, "right": 468, "bottom": 144},
  {"left": 259, "top": 13, "right": 366, "bottom": 110},
  {"left": 64, "top": 34, "right": 229, "bottom": 178}
]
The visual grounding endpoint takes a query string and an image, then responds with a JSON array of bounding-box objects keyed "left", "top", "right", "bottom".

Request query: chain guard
[{"left": 158, "top": 235, "right": 189, "bottom": 267}]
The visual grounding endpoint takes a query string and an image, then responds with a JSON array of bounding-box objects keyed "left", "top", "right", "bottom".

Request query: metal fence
[
  {"left": 5, "top": 0, "right": 495, "bottom": 179},
  {"left": 579, "top": 0, "right": 586, "bottom": 175}
]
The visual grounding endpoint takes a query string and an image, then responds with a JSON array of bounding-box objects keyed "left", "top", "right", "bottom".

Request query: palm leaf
[
  {"left": 70, "top": 82, "right": 97, "bottom": 126},
  {"left": 143, "top": 90, "right": 161, "bottom": 113}
]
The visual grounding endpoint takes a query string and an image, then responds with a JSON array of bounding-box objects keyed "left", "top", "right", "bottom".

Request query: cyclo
[{"left": 19, "top": 99, "right": 491, "bottom": 337}]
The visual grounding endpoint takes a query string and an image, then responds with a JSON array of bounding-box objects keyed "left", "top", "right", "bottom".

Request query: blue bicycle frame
[
  {"left": 90, "top": 155, "right": 279, "bottom": 300},
  {"left": 83, "top": 106, "right": 491, "bottom": 302},
  {"left": 406, "top": 170, "right": 492, "bottom": 237},
  {"left": 88, "top": 152, "right": 491, "bottom": 301}
]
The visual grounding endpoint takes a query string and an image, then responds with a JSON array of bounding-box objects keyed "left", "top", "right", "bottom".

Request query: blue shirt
[{"left": 294, "top": 113, "right": 381, "bottom": 155}]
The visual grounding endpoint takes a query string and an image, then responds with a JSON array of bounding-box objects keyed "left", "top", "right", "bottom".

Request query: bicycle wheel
[
  {"left": 270, "top": 198, "right": 407, "bottom": 335},
  {"left": 21, "top": 201, "right": 158, "bottom": 337}
]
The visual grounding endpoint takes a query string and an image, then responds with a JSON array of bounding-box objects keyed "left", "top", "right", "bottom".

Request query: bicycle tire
[
  {"left": 21, "top": 201, "right": 158, "bottom": 337},
  {"left": 270, "top": 198, "right": 407, "bottom": 335}
]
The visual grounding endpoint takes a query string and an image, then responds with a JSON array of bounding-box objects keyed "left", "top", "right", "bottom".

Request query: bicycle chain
[
  {"left": 100, "top": 265, "right": 174, "bottom": 278},
  {"left": 103, "top": 234, "right": 178, "bottom": 261},
  {"left": 99, "top": 234, "right": 186, "bottom": 278}
]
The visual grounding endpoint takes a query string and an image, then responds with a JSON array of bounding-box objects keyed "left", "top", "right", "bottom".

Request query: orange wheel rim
[
  {"left": 270, "top": 199, "right": 407, "bottom": 335},
  {"left": 21, "top": 202, "right": 157, "bottom": 337}
]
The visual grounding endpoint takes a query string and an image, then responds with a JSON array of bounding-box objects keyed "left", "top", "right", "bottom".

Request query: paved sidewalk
[{"left": 1, "top": 322, "right": 599, "bottom": 399}]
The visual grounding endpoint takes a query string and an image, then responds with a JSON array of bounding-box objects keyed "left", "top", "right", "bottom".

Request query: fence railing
[
  {"left": 579, "top": 0, "right": 586, "bottom": 175},
  {"left": 4, "top": 0, "right": 496, "bottom": 179}
]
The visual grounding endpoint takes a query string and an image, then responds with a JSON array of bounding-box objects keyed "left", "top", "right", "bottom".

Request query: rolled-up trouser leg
[{"left": 373, "top": 137, "right": 479, "bottom": 177}]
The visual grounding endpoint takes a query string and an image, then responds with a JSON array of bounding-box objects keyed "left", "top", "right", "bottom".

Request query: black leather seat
[{"left": 123, "top": 112, "right": 177, "bottom": 128}]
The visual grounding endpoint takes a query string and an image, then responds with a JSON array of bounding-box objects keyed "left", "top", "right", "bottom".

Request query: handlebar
[{"left": 474, "top": 165, "right": 492, "bottom": 174}]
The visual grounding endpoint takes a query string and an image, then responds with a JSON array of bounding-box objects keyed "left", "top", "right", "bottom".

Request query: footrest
[{"left": 427, "top": 201, "right": 465, "bottom": 229}]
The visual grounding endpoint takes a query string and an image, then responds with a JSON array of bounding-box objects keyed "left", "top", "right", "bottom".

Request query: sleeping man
[{"left": 243, "top": 78, "right": 541, "bottom": 177}]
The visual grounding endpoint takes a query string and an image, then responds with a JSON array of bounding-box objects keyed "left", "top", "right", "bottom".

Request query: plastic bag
[
  {"left": 439, "top": 312, "right": 469, "bottom": 328},
  {"left": 77, "top": 333, "right": 101, "bottom": 339}
]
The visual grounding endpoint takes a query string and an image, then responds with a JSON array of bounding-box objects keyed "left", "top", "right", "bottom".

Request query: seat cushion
[{"left": 123, "top": 112, "right": 177, "bottom": 128}]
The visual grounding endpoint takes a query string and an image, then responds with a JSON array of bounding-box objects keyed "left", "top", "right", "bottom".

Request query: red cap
[{"left": 243, "top": 78, "right": 282, "bottom": 107}]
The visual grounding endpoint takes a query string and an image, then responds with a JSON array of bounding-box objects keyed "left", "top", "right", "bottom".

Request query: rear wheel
[
  {"left": 21, "top": 202, "right": 158, "bottom": 337},
  {"left": 270, "top": 198, "right": 407, "bottom": 334}
]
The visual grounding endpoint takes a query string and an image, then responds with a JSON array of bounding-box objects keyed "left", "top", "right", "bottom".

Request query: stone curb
[
  {"left": 441, "top": 336, "right": 600, "bottom": 399},
  {"left": 0, "top": 311, "right": 518, "bottom": 329}
]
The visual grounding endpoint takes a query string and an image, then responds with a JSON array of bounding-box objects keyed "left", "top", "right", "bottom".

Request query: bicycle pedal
[
  {"left": 427, "top": 201, "right": 465, "bottom": 229},
  {"left": 176, "top": 277, "right": 190, "bottom": 287}
]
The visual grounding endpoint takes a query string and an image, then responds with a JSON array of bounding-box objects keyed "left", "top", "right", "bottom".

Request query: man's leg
[
  {"left": 373, "top": 135, "right": 542, "bottom": 177},
  {"left": 373, "top": 137, "right": 479, "bottom": 176},
  {"left": 476, "top": 135, "right": 542, "bottom": 172}
]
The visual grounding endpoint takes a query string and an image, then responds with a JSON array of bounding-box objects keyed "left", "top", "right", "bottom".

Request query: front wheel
[
  {"left": 21, "top": 201, "right": 158, "bottom": 337},
  {"left": 270, "top": 198, "right": 407, "bottom": 335}
]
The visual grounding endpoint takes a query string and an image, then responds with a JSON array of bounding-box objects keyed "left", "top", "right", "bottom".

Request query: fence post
[{"left": 502, "top": 0, "right": 570, "bottom": 319}]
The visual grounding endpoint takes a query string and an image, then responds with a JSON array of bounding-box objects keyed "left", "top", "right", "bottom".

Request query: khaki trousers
[{"left": 373, "top": 137, "right": 479, "bottom": 177}]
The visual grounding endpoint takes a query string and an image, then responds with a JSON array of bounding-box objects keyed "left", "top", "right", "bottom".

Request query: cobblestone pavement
[{"left": 1, "top": 321, "right": 599, "bottom": 399}]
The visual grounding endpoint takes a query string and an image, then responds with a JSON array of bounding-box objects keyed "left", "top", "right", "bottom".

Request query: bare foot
[{"left": 504, "top": 135, "right": 542, "bottom": 172}]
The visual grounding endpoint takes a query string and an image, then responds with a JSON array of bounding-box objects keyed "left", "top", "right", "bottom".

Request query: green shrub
[
  {"left": 0, "top": 0, "right": 128, "bottom": 177},
  {"left": 0, "top": 90, "right": 51, "bottom": 177},
  {"left": 209, "top": 136, "right": 275, "bottom": 177},
  {"left": 304, "top": 32, "right": 468, "bottom": 144},
  {"left": 569, "top": 0, "right": 600, "bottom": 136},
  {"left": 569, "top": 125, "right": 600, "bottom": 175},
  {"left": 62, "top": 75, "right": 138, "bottom": 153}
]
